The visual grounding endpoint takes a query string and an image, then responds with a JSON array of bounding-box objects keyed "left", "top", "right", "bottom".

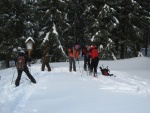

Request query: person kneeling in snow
[
  {"left": 15, "top": 50, "right": 36, "bottom": 87},
  {"left": 100, "top": 66, "right": 113, "bottom": 76}
]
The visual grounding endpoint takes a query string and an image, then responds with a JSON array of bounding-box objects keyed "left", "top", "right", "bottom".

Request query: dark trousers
[
  {"left": 15, "top": 66, "right": 36, "bottom": 86},
  {"left": 69, "top": 57, "right": 76, "bottom": 71},
  {"left": 90, "top": 57, "right": 99, "bottom": 74},
  {"left": 84, "top": 55, "right": 91, "bottom": 70},
  {"left": 41, "top": 61, "right": 51, "bottom": 71}
]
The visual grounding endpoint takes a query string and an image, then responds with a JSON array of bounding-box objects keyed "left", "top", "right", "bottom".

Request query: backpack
[{"left": 16, "top": 56, "right": 25, "bottom": 70}]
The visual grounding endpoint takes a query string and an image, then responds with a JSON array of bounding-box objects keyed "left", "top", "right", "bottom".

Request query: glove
[
  {"left": 28, "top": 62, "right": 31, "bottom": 67},
  {"left": 28, "top": 58, "right": 32, "bottom": 62}
]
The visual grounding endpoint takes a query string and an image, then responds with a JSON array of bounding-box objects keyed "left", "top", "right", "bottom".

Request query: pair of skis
[{"left": 88, "top": 71, "right": 116, "bottom": 78}]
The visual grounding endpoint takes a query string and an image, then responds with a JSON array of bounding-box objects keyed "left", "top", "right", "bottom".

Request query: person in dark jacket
[
  {"left": 82, "top": 45, "right": 91, "bottom": 71},
  {"left": 15, "top": 50, "right": 36, "bottom": 87},
  {"left": 90, "top": 45, "right": 99, "bottom": 77},
  {"left": 41, "top": 46, "right": 51, "bottom": 71}
]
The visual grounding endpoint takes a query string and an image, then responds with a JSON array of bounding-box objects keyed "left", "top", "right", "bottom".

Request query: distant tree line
[{"left": 0, "top": 0, "right": 149, "bottom": 67}]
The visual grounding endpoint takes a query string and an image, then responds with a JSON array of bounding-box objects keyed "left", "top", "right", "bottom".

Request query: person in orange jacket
[
  {"left": 68, "top": 47, "right": 76, "bottom": 72},
  {"left": 90, "top": 45, "right": 99, "bottom": 77},
  {"left": 74, "top": 49, "right": 80, "bottom": 61}
]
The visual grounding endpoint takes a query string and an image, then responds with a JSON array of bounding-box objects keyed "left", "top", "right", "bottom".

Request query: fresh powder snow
[{"left": 0, "top": 57, "right": 150, "bottom": 113}]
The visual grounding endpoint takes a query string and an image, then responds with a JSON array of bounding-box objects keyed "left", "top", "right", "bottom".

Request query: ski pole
[
  {"left": 29, "top": 62, "right": 32, "bottom": 73},
  {"left": 102, "top": 64, "right": 104, "bottom": 69},
  {"left": 81, "top": 66, "right": 84, "bottom": 77},
  {"left": 77, "top": 59, "right": 81, "bottom": 72},
  {"left": 11, "top": 68, "right": 16, "bottom": 84},
  {"left": 28, "top": 62, "right": 31, "bottom": 74},
  {"left": 86, "top": 63, "right": 89, "bottom": 75},
  {"left": 50, "top": 63, "right": 54, "bottom": 70}
]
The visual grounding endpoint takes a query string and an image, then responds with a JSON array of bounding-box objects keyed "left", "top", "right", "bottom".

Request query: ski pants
[
  {"left": 90, "top": 57, "right": 99, "bottom": 74},
  {"left": 84, "top": 55, "right": 91, "bottom": 70},
  {"left": 15, "top": 66, "right": 36, "bottom": 86},
  {"left": 69, "top": 57, "right": 76, "bottom": 71},
  {"left": 41, "top": 61, "right": 51, "bottom": 71}
]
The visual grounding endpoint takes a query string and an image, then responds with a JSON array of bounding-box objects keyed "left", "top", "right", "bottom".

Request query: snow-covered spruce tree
[
  {"left": 98, "top": 39, "right": 116, "bottom": 60},
  {"left": 82, "top": 1, "right": 97, "bottom": 45},
  {"left": 42, "top": 24, "right": 67, "bottom": 62},
  {"left": 66, "top": 0, "right": 86, "bottom": 47},
  {"left": 82, "top": 1, "right": 118, "bottom": 59},
  {"left": 115, "top": 0, "right": 149, "bottom": 58},
  {"left": 82, "top": 0, "right": 149, "bottom": 59},
  {"left": 0, "top": 0, "right": 150, "bottom": 65},
  {"left": 21, "top": 1, "right": 42, "bottom": 59},
  {"left": 132, "top": 0, "right": 150, "bottom": 56},
  {"left": 0, "top": 0, "right": 26, "bottom": 67},
  {"left": 34, "top": 0, "right": 73, "bottom": 61}
]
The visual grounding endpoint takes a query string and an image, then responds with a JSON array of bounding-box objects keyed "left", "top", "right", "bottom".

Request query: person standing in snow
[
  {"left": 74, "top": 44, "right": 80, "bottom": 61},
  {"left": 68, "top": 46, "right": 78, "bottom": 72},
  {"left": 82, "top": 45, "right": 91, "bottom": 71},
  {"left": 41, "top": 46, "right": 51, "bottom": 71},
  {"left": 90, "top": 45, "right": 99, "bottom": 77},
  {"left": 15, "top": 50, "right": 36, "bottom": 87}
]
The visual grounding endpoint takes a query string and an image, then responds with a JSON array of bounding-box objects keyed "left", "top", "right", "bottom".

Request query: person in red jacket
[{"left": 90, "top": 45, "right": 99, "bottom": 77}]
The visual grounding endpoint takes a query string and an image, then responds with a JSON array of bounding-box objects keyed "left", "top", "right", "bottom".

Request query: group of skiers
[
  {"left": 68, "top": 44, "right": 99, "bottom": 77},
  {"left": 14, "top": 43, "right": 99, "bottom": 87}
]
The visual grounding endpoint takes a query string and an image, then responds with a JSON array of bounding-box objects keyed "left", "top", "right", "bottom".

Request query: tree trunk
[{"left": 120, "top": 44, "right": 125, "bottom": 59}]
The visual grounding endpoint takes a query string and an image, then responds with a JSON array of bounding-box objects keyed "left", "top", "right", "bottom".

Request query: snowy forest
[{"left": 0, "top": 0, "right": 150, "bottom": 67}]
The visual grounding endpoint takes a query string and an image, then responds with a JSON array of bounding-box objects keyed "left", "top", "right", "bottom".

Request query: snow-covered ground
[{"left": 0, "top": 57, "right": 150, "bottom": 113}]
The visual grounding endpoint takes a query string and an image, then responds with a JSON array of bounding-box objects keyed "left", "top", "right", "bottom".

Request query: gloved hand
[
  {"left": 28, "top": 58, "right": 32, "bottom": 62},
  {"left": 28, "top": 62, "right": 31, "bottom": 67}
]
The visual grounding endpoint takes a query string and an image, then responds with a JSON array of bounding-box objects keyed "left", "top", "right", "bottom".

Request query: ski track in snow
[
  {"left": 97, "top": 71, "right": 150, "bottom": 95},
  {"left": 80, "top": 69, "right": 150, "bottom": 95},
  {"left": 0, "top": 63, "right": 150, "bottom": 113}
]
